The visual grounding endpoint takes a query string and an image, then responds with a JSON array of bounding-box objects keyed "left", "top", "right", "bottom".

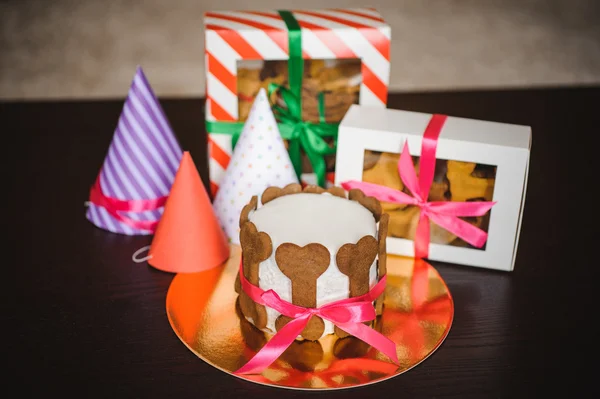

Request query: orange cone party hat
[{"left": 148, "top": 151, "right": 230, "bottom": 273}]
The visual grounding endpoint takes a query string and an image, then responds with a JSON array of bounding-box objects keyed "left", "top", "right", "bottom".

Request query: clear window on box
[
  {"left": 237, "top": 58, "right": 361, "bottom": 177},
  {"left": 362, "top": 150, "right": 497, "bottom": 250},
  {"left": 236, "top": 59, "right": 362, "bottom": 123}
]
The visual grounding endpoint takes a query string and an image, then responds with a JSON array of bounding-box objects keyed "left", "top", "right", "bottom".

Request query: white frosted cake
[{"left": 236, "top": 184, "right": 388, "bottom": 341}]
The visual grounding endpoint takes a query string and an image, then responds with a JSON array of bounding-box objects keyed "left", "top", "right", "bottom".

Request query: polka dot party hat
[{"left": 213, "top": 88, "right": 299, "bottom": 244}]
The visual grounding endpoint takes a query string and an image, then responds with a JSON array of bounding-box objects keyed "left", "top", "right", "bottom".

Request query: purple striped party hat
[{"left": 86, "top": 66, "right": 183, "bottom": 235}]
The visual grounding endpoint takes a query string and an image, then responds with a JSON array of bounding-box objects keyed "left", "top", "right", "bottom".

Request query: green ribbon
[{"left": 205, "top": 9, "right": 338, "bottom": 187}]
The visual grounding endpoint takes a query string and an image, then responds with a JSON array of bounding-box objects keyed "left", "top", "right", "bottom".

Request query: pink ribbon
[
  {"left": 342, "top": 114, "right": 496, "bottom": 259},
  {"left": 235, "top": 260, "right": 399, "bottom": 375},
  {"left": 88, "top": 175, "right": 167, "bottom": 232}
]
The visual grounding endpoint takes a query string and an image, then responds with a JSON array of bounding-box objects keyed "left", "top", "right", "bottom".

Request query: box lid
[
  {"left": 204, "top": 8, "right": 389, "bottom": 32},
  {"left": 341, "top": 105, "right": 531, "bottom": 150}
]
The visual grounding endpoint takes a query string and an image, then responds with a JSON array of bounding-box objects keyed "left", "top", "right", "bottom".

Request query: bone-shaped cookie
[
  {"left": 349, "top": 189, "right": 382, "bottom": 222},
  {"left": 335, "top": 235, "right": 379, "bottom": 338},
  {"left": 274, "top": 243, "right": 330, "bottom": 340},
  {"left": 377, "top": 213, "right": 389, "bottom": 279},
  {"left": 447, "top": 160, "right": 495, "bottom": 202},
  {"left": 375, "top": 213, "right": 389, "bottom": 315},
  {"left": 302, "top": 185, "right": 346, "bottom": 198},
  {"left": 239, "top": 195, "right": 258, "bottom": 227},
  {"left": 238, "top": 307, "right": 267, "bottom": 351},
  {"left": 333, "top": 336, "right": 371, "bottom": 359},
  {"left": 239, "top": 221, "right": 273, "bottom": 329},
  {"left": 388, "top": 206, "right": 458, "bottom": 245},
  {"left": 336, "top": 235, "right": 379, "bottom": 297},
  {"left": 302, "top": 185, "right": 325, "bottom": 194},
  {"left": 234, "top": 273, "right": 241, "bottom": 294},
  {"left": 362, "top": 150, "right": 383, "bottom": 171},
  {"left": 261, "top": 183, "right": 302, "bottom": 205},
  {"left": 324, "top": 186, "right": 346, "bottom": 198},
  {"left": 280, "top": 338, "right": 324, "bottom": 372}
]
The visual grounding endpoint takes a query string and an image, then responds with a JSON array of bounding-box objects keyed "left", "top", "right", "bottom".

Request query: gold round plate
[{"left": 166, "top": 244, "right": 454, "bottom": 390}]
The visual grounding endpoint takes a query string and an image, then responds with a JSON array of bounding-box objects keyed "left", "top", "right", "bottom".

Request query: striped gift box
[{"left": 204, "top": 8, "right": 391, "bottom": 196}]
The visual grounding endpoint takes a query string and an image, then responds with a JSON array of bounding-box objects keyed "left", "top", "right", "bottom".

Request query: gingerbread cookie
[
  {"left": 335, "top": 235, "right": 379, "bottom": 338},
  {"left": 239, "top": 195, "right": 258, "bottom": 227},
  {"left": 348, "top": 188, "right": 382, "bottom": 221},
  {"left": 302, "top": 185, "right": 326, "bottom": 194},
  {"left": 275, "top": 243, "right": 330, "bottom": 341},
  {"left": 387, "top": 206, "right": 458, "bottom": 245},
  {"left": 336, "top": 236, "right": 379, "bottom": 297},
  {"left": 261, "top": 183, "right": 302, "bottom": 205},
  {"left": 447, "top": 160, "right": 495, "bottom": 202},
  {"left": 375, "top": 213, "right": 389, "bottom": 315},
  {"left": 302, "top": 185, "right": 346, "bottom": 198},
  {"left": 238, "top": 301, "right": 267, "bottom": 351},
  {"left": 239, "top": 221, "right": 273, "bottom": 329},
  {"left": 333, "top": 336, "right": 371, "bottom": 359},
  {"left": 280, "top": 339, "right": 324, "bottom": 372}
]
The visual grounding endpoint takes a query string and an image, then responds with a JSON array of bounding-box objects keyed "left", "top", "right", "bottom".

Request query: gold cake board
[{"left": 166, "top": 244, "right": 453, "bottom": 390}]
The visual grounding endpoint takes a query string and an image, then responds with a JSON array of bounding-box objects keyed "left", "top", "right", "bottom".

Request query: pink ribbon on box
[
  {"left": 342, "top": 114, "right": 496, "bottom": 259},
  {"left": 235, "top": 260, "right": 398, "bottom": 375},
  {"left": 89, "top": 175, "right": 167, "bottom": 232}
]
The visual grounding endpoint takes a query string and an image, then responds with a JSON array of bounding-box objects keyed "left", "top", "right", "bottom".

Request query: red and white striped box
[{"left": 204, "top": 8, "right": 391, "bottom": 196}]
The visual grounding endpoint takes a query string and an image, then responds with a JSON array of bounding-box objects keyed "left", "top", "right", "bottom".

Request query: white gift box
[{"left": 335, "top": 105, "right": 531, "bottom": 271}]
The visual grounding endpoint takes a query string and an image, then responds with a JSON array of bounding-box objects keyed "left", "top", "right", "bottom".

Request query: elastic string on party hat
[
  {"left": 132, "top": 245, "right": 152, "bottom": 263},
  {"left": 85, "top": 194, "right": 154, "bottom": 264}
]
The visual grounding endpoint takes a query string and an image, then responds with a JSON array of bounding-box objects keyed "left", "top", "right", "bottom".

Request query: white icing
[{"left": 251, "top": 193, "right": 379, "bottom": 338}]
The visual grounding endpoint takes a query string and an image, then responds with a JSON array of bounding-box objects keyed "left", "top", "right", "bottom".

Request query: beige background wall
[{"left": 1, "top": 0, "right": 599, "bottom": 100}]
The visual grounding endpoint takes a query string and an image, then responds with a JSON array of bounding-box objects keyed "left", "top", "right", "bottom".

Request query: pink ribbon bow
[
  {"left": 89, "top": 175, "right": 167, "bottom": 232},
  {"left": 235, "top": 261, "right": 399, "bottom": 375},
  {"left": 342, "top": 114, "right": 496, "bottom": 259}
]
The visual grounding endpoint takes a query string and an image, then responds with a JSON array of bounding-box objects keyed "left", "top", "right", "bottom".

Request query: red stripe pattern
[{"left": 204, "top": 8, "right": 390, "bottom": 194}]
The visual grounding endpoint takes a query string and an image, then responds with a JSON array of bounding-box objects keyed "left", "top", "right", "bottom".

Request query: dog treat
[
  {"left": 261, "top": 183, "right": 302, "bottom": 205},
  {"left": 280, "top": 339, "right": 324, "bottom": 372},
  {"left": 348, "top": 188, "right": 382, "bottom": 221},
  {"left": 377, "top": 214, "right": 389, "bottom": 278},
  {"left": 239, "top": 195, "right": 258, "bottom": 227},
  {"left": 302, "top": 184, "right": 346, "bottom": 198},
  {"left": 236, "top": 58, "right": 361, "bottom": 175},
  {"left": 363, "top": 150, "right": 383, "bottom": 171},
  {"left": 333, "top": 336, "right": 372, "bottom": 359},
  {"left": 236, "top": 184, "right": 388, "bottom": 341},
  {"left": 234, "top": 273, "right": 241, "bottom": 294},
  {"left": 334, "top": 235, "right": 378, "bottom": 338},
  {"left": 336, "top": 236, "right": 379, "bottom": 297},
  {"left": 239, "top": 221, "right": 273, "bottom": 329},
  {"left": 275, "top": 243, "right": 330, "bottom": 340},
  {"left": 387, "top": 206, "right": 459, "bottom": 244},
  {"left": 375, "top": 214, "right": 389, "bottom": 315},
  {"left": 447, "top": 161, "right": 495, "bottom": 202},
  {"left": 276, "top": 243, "right": 330, "bottom": 305},
  {"left": 324, "top": 186, "right": 346, "bottom": 198},
  {"left": 302, "top": 185, "right": 326, "bottom": 194},
  {"left": 362, "top": 152, "right": 449, "bottom": 208},
  {"left": 362, "top": 151, "right": 495, "bottom": 248},
  {"left": 237, "top": 301, "right": 267, "bottom": 351}
]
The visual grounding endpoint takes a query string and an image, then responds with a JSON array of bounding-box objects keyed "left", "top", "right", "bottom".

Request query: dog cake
[{"left": 236, "top": 183, "right": 389, "bottom": 341}]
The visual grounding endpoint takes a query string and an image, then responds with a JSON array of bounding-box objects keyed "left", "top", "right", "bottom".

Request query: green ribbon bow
[{"left": 205, "top": 10, "right": 338, "bottom": 187}]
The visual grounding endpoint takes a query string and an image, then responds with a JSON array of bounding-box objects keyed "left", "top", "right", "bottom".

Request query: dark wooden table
[{"left": 4, "top": 87, "right": 600, "bottom": 398}]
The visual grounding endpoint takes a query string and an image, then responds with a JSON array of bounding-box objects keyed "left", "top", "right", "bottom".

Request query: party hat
[
  {"left": 86, "top": 66, "right": 183, "bottom": 235},
  {"left": 148, "top": 151, "right": 230, "bottom": 273},
  {"left": 213, "top": 88, "right": 299, "bottom": 244}
]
